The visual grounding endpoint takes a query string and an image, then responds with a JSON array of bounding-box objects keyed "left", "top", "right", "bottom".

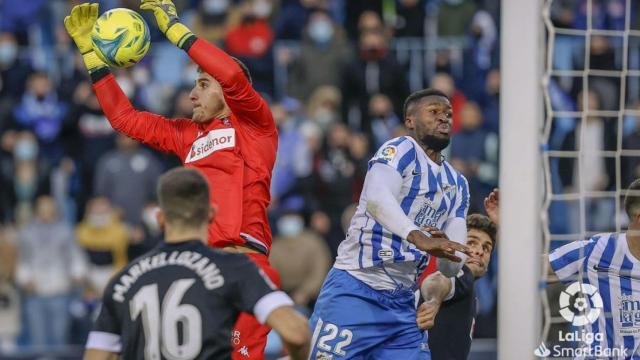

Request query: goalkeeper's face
[
  {"left": 190, "top": 72, "right": 227, "bottom": 123},
  {"left": 465, "top": 229, "right": 494, "bottom": 278}
]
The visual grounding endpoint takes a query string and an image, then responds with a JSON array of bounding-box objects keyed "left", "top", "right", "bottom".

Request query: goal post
[{"left": 498, "top": 0, "right": 543, "bottom": 358}]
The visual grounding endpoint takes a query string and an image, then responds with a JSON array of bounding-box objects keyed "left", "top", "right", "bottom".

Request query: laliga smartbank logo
[
  {"left": 558, "top": 282, "right": 602, "bottom": 326},
  {"left": 533, "top": 282, "right": 628, "bottom": 358}
]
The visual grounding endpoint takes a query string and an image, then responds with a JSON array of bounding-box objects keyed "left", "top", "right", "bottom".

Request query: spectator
[
  {"left": 393, "top": 0, "right": 426, "bottom": 38},
  {"left": 127, "top": 202, "right": 163, "bottom": 260},
  {"left": 367, "top": 93, "right": 401, "bottom": 148},
  {"left": 15, "top": 196, "right": 87, "bottom": 348},
  {"left": 75, "top": 197, "right": 128, "bottom": 296},
  {"left": 314, "top": 123, "right": 365, "bottom": 254},
  {"left": 64, "top": 81, "right": 116, "bottom": 216},
  {"left": 11, "top": 72, "right": 68, "bottom": 165},
  {"left": 479, "top": 69, "right": 500, "bottom": 134},
  {"left": 271, "top": 100, "right": 313, "bottom": 216},
  {"left": 270, "top": 212, "right": 331, "bottom": 310},
  {"left": 437, "top": 0, "right": 477, "bottom": 37},
  {"left": 94, "top": 134, "right": 163, "bottom": 227},
  {"left": 191, "top": 0, "right": 242, "bottom": 45},
  {"left": 288, "top": 10, "right": 352, "bottom": 101},
  {"left": 224, "top": 0, "right": 275, "bottom": 94},
  {"left": 431, "top": 72, "right": 467, "bottom": 133},
  {"left": 449, "top": 102, "right": 498, "bottom": 212},
  {"left": 0, "top": 225, "right": 19, "bottom": 351},
  {"left": 12, "top": 131, "right": 50, "bottom": 216},
  {"left": 343, "top": 29, "right": 409, "bottom": 132},
  {"left": 306, "top": 85, "right": 342, "bottom": 133},
  {"left": 0, "top": 32, "right": 32, "bottom": 110}
]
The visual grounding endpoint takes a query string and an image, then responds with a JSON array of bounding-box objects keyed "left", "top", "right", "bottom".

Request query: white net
[{"left": 541, "top": 0, "right": 639, "bottom": 354}]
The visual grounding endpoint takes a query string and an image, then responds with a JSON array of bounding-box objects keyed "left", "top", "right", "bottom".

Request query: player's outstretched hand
[
  {"left": 484, "top": 188, "right": 499, "bottom": 225},
  {"left": 141, "top": 0, "right": 194, "bottom": 49},
  {"left": 140, "top": 0, "right": 179, "bottom": 33},
  {"left": 416, "top": 301, "right": 440, "bottom": 330},
  {"left": 407, "top": 227, "right": 470, "bottom": 262},
  {"left": 64, "top": 3, "right": 99, "bottom": 54}
]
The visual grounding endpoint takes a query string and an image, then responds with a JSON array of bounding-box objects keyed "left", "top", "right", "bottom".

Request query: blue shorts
[{"left": 309, "top": 268, "right": 430, "bottom": 360}]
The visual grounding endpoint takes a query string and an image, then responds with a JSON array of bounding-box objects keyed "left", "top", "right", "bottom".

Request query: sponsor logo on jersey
[
  {"left": 238, "top": 346, "right": 249, "bottom": 357},
  {"left": 185, "top": 128, "right": 235, "bottom": 163},
  {"left": 619, "top": 293, "right": 640, "bottom": 335}
]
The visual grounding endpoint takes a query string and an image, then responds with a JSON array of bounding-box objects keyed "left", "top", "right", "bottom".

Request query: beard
[{"left": 422, "top": 134, "right": 450, "bottom": 152}]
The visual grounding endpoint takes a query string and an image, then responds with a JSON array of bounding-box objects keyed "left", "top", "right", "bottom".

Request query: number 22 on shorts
[{"left": 311, "top": 318, "right": 353, "bottom": 358}]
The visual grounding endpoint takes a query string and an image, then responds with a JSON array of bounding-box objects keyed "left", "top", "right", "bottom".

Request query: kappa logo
[
  {"left": 237, "top": 346, "right": 249, "bottom": 357},
  {"left": 185, "top": 128, "right": 235, "bottom": 163}
]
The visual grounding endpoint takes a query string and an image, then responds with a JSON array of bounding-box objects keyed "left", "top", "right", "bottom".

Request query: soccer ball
[{"left": 91, "top": 8, "right": 150, "bottom": 68}]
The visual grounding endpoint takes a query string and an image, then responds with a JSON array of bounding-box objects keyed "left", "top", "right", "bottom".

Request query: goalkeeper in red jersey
[{"left": 65, "top": 2, "right": 281, "bottom": 359}]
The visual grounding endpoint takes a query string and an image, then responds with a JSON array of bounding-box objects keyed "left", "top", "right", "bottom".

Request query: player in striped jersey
[
  {"left": 549, "top": 179, "right": 640, "bottom": 358},
  {"left": 308, "top": 89, "right": 471, "bottom": 359}
]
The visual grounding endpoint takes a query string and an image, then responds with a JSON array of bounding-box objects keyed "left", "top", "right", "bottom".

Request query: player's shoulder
[
  {"left": 589, "top": 232, "right": 623, "bottom": 249},
  {"left": 372, "top": 136, "right": 416, "bottom": 162}
]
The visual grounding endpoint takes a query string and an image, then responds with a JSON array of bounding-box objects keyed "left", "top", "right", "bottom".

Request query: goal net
[{"left": 540, "top": 0, "right": 639, "bottom": 357}]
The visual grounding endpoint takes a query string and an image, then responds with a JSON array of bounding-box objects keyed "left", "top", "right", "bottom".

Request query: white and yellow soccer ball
[{"left": 91, "top": 8, "right": 150, "bottom": 68}]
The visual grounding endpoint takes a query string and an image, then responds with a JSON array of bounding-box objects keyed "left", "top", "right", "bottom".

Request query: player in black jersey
[{"left": 83, "top": 168, "right": 309, "bottom": 360}]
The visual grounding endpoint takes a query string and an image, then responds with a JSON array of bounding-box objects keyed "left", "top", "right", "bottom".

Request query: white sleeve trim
[
  {"left": 253, "top": 290, "right": 294, "bottom": 324},
  {"left": 85, "top": 331, "right": 122, "bottom": 352}
]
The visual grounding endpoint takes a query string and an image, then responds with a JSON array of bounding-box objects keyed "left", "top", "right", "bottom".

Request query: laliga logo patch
[
  {"left": 559, "top": 281, "right": 603, "bottom": 326},
  {"left": 378, "top": 145, "right": 398, "bottom": 161},
  {"left": 186, "top": 128, "right": 235, "bottom": 163}
]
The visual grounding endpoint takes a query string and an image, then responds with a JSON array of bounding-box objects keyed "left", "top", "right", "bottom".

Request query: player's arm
[
  {"left": 417, "top": 266, "right": 474, "bottom": 330},
  {"left": 416, "top": 271, "right": 452, "bottom": 330},
  {"left": 230, "top": 257, "right": 310, "bottom": 360},
  {"left": 364, "top": 152, "right": 470, "bottom": 262},
  {"left": 141, "top": 0, "right": 274, "bottom": 133},
  {"left": 84, "top": 278, "right": 122, "bottom": 359},
  {"left": 549, "top": 237, "right": 598, "bottom": 284},
  {"left": 64, "top": 3, "right": 185, "bottom": 156}
]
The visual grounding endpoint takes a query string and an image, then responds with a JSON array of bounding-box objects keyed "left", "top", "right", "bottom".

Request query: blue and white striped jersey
[
  {"left": 334, "top": 136, "right": 470, "bottom": 272},
  {"left": 549, "top": 233, "right": 640, "bottom": 358}
]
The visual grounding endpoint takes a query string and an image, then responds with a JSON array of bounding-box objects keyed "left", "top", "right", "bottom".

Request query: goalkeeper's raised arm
[{"left": 141, "top": 0, "right": 274, "bottom": 133}]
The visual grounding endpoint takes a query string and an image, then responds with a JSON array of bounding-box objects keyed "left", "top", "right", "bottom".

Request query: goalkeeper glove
[
  {"left": 64, "top": 3, "right": 108, "bottom": 74},
  {"left": 140, "top": 0, "right": 194, "bottom": 49}
]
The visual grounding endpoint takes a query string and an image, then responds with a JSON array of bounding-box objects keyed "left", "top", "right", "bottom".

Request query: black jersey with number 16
[{"left": 85, "top": 239, "right": 292, "bottom": 359}]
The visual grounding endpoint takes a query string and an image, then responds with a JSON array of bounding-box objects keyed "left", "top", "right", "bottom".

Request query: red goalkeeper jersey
[{"left": 93, "top": 38, "right": 277, "bottom": 253}]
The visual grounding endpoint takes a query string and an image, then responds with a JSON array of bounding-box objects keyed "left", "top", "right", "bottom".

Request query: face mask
[
  {"left": 277, "top": 215, "right": 304, "bottom": 237},
  {"left": 88, "top": 213, "right": 110, "bottom": 227},
  {"left": 309, "top": 20, "right": 334, "bottom": 44},
  {"left": 252, "top": 0, "right": 272, "bottom": 18},
  {"left": 14, "top": 139, "right": 38, "bottom": 161},
  {"left": 0, "top": 43, "right": 17, "bottom": 67},
  {"left": 203, "top": 0, "right": 229, "bottom": 14},
  {"left": 313, "top": 108, "right": 336, "bottom": 128}
]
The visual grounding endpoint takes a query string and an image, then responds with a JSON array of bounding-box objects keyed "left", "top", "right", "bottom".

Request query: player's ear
[
  {"left": 156, "top": 209, "right": 166, "bottom": 230},
  {"left": 209, "top": 204, "right": 218, "bottom": 223},
  {"left": 404, "top": 116, "right": 414, "bottom": 130}
]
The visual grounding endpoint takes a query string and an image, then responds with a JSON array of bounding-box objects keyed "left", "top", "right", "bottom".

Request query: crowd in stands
[{"left": 0, "top": 0, "right": 521, "bottom": 356}]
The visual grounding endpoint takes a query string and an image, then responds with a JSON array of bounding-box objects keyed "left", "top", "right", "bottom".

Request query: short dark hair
[
  {"left": 231, "top": 57, "right": 252, "bottom": 85},
  {"left": 624, "top": 178, "right": 640, "bottom": 219},
  {"left": 403, "top": 88, "right": 450, "bottom": 120},
  {"left": 157, "top": 168, "right": 210, "bottom": 228},
  {"left": 467, "top": 214, "right": 497, "bottom": 250}
]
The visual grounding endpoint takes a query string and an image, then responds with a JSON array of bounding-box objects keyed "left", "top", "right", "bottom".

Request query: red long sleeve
[
  {"left": 187, "top": 38, "right": 275, "bottom": 135},
  {"left": 93, "top": 73, "right": 187, "bottom": 156}
]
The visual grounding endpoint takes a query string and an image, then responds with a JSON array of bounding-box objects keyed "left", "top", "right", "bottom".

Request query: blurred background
[{"left": 0, "top": 0, "right": 635, "bottom": 358}]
